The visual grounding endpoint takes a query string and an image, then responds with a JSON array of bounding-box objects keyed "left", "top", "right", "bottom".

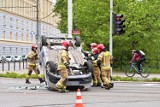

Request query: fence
[{"left": 0, "top": 60, "right": 28, "bottom": 71}]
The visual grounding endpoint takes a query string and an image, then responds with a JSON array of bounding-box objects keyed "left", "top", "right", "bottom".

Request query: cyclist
[{"left": 129, "top": 50, "right": 145, "bottom": 74}]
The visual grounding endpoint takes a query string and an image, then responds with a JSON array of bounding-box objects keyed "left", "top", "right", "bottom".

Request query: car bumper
[{"left": 45, "top": 72, "right": 92, "bottom": 89}]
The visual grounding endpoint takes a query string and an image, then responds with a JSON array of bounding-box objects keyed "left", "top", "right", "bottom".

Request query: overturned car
[{"left": 40, "top": 35, "right": 93, "bottom": 91}]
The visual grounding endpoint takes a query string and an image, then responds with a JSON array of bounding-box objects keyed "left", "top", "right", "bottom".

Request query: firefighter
[
  {"left": 97, "top": 44, "right": 112, "bottom": 89},
  {"left": 56, "top": 40, "right": 70, "bottom": 93},
  {"left": 91, "top": 47, "right": 102, "bottom": 87},
  {"left": 82, "top": 43, "right": 98, "bottom": 59},
  {"left": 90, "top": 43, "right": 98, "bottom": 49},
  {"left": 26, "top": 44, "right": 44, "bottom": 84}
]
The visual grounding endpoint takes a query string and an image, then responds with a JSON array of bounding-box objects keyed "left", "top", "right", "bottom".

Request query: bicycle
[{"left": 124, "top": 62, "right": 150, "bottom": 78}]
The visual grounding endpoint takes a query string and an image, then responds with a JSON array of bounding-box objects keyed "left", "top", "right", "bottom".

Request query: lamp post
[
  {"left": 109, "top": 0, "right": 113, "bottom": 75},
  {"left": 68, "top": 0, "right": 73, "bottom": 38},
  {"left": 36, "top": 0, "right": 41, "bottom": 53}
]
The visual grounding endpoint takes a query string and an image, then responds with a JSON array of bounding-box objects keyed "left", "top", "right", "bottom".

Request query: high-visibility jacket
[
  {"left": 57, "top": 49, "right": 70, "bottom": 70},
  {"left": 27, "top": 50, "right": 40, "bottom": 66},
  {"left": 98, "top": 51, "right": 112, "bottom": 70}
]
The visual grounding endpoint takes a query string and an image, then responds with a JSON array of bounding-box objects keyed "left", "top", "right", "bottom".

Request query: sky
[{"left": 52, "top": 0, "right": 57, "bottom": 4}]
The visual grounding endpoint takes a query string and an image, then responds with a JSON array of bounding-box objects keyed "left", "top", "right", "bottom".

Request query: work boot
[
  {"left": 38, "top": 78, "right": 45, "bottom": 83},
  {"left": 58, "top": 88, "right": 69, "bottom": 93},
  {"left": 110, "top": 83, "right": 114, "bottom": 88},
  {"left": 104, "top": 84, "right": 110, "bottom": 90},
  {"left": 97, "top": 82, "right": 102, "bottom": 87},
  {"left": 26, "top": 80, "right": 31, "bottom": 84}
]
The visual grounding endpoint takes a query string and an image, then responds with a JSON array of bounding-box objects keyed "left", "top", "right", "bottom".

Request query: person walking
[
  {"left": 56, "top": 40, "right": 70, "bottom": 93},
  {"left": 26, "top": 44, "right": 44, "bottom": 84}
]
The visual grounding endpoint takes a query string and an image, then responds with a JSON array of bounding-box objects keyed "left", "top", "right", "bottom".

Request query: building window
[
  {"left": 3, "top": 31, "right": 6, "bottom": 39},
  {"left": 10, "top": 31, "right": 12, "bottom": 40},
  {"left": 16, "top": 32, "right": 18, "bottom": 40},
  {"left": 16, "top": 48, "right": 18, "bottom": 54},
  {"left": 22, "top": 20, "right": 24, "bottom": 30},
  {"left": 16, "top": 19, "right": 18, "bottom": 29},
  {"left": 3, "top": 47, "right": 5, "bottom": 54},
  {"left": 26, "top": 21, "right": 28, "bottom": 31},
  {"left": 10, "top": 47, "right": 12, "bottom": 54},
  {"left": 26, "top": 33, "right": 28, "bottom": 41},
  {"left": 3, "top": 16, "right": 6, "bottom": 27},
  {"left": 10, "top": 17, "right": 13, "bottom": 28},
  {"left": 22, "top": 33, "right": 23, "bottom": 41}
]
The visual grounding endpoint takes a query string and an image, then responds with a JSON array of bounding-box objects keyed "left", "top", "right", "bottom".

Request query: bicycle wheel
[
  {"left": 124, "top": 65, "right": 136, "bottom": 77},
  {"left": 140, "top": 66, "right": 150, "bottom": 78}
]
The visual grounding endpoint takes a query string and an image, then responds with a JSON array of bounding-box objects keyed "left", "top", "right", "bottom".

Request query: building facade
[{"left": 0, "top": 0, "right": 60, "bottom": 55}]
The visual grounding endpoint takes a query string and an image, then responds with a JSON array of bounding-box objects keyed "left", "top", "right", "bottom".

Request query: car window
[{"left": 6, "top": 56, "right": 11, "bottom": 58}]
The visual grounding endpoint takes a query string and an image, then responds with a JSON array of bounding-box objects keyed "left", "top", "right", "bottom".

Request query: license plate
[{"left": 67, "top": 81, "right": 80, "bottom": 86}]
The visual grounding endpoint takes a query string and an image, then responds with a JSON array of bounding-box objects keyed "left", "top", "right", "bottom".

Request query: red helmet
[
  {"left": 92, "top": 47, "right": 99, "bottom": 54},
  {"left": 90, "top": 43, "right": 97, "bottom": 49},
  {"left": 61, "top": 40, "right": 70, "bottom": 48},
  {"left": 32, "top": 44, "right": 38, "bottom": 49},
  {"left": 97, "top": 44, "right": 105, "bottom": 51}
]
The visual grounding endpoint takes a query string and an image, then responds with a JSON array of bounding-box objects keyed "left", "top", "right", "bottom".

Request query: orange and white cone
[{"left": 74, "top": 89, "right": 85, "bottom": 107}]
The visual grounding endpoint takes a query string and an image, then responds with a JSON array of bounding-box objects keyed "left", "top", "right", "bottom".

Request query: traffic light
[{"left": 113, "top": 13, "right": 125, "bottom": 35}]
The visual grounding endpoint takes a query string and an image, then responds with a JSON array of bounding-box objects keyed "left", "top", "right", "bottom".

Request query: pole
[
  {"left": 36, "top": 0, "right": 41, "bottom": 53},
  {"left": 68, "top": 0, "right": 73, "bottom": 38},
  {"left": 110, "top": 0, "right": 113, "bottom": 75}
]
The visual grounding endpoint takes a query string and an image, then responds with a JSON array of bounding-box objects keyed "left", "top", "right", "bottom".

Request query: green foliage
[{"left": 54, "top": 0, "right": 160, "bottom": 66}]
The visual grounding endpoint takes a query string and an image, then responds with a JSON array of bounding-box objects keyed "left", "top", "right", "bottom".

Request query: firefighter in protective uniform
[
  {"left": 91, "top": 47, "right": 102, "bottom": 87},
  {"left": 97, "top": 44, "right": 112, "bottom": 89},
  {"left": 82, "top": 43, "right": 98, "bottom": 60},
  {"left": 56, "top": 40, "right": 70, "bottom": 93},
  {"left": 26, "top": 44, "right": 44, "bottom": 84}
]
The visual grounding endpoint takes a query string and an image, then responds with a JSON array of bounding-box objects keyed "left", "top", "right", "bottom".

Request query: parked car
[
  {"left": 22, "top": 55, "right": 28, "bottom": 61},
  {"left": 14, "top": 55, "right": 22, "bottom": 62},
  {"left": 5, "top": 55, "right": 15, "bottom": 62},
  {"left": 0, "top": 55, "right": 6, "bottom": 62}
]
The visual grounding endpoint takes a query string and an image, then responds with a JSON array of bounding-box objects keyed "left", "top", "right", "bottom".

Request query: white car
[
  {"left": 0, "top": 55, "right": 6, "bottom": 62},
  {"left": 22, "top": 55, "right": 28, "bottom": 61},
  {"left": 14, "top": 55, "right": 22, "bottom": 62},
  {"left": 5, "top": 55, "right": 15, "bottom": 62}
]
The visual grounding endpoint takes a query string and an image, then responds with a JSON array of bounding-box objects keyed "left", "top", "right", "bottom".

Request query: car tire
[
  {"left": 40, "top": 35, "right": 47, "bottom": 50},
  {"left": 84, "top": 61, "right": 93, "bottom": 73},
  {"left": 74, "top": 36, "right": 81, "bottom": 47},
  {"left": 46, "top": 61, "right": 57, "bottom": 74}
]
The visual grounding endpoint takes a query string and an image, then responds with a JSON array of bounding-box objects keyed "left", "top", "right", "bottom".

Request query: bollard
[
  {"left": 8, "top": 61, "right": 10, "bottom": 71},
  {"left": 2, "top": 60, "right": 4, "bottom": 71},
  {"left": 19, "top": 60, "right": 21, "bottom": 70},
  {"left": 14, "top": 61, "right": 16, "bottom": 71},
  {"left": 23, "top": 60, "right": 24, "bottom": 69}
]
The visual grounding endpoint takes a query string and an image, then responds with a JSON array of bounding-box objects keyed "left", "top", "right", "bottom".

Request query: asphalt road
[{"left": 0, "top": 78, "right": 160, "bottom": 107}]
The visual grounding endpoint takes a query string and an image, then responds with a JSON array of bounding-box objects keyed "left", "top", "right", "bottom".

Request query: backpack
[{"left": 136, "top": 50, "right": 145, "bottom": 58}]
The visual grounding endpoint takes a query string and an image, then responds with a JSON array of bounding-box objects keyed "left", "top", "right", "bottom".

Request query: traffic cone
[{"left": 74, "top": 89, "right": 85, "bottom": 107}]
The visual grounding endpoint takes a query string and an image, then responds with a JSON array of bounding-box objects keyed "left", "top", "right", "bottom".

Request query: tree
[{"left": 54, "top": 0, "right": 160, "bottom": 67}]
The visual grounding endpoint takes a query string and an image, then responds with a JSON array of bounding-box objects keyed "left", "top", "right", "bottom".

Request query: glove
[
  {"left": 64, "top": 62, "right": 70, "bottom": 69},
  {"left": 64, "top": 62, "right": 69, "bottom": 66},
  {"left": 86, "top": 57, "right": 92, "bottom": 61},
  {"left": 97, "top": 60, "right": 101, "bottom": 67},
  {"left": 35, "top": 53, "right": 38, "bottom": 58}
]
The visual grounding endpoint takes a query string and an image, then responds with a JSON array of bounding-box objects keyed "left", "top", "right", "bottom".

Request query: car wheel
[
  {"left": 84, "top": 61, "right": 93, "bottom": 73},
  {"left": 40, "top": 35, "right": 47, "bottom": 50},
  {"left": 46, "top": 61, "right": 57, "bottom": 74},
  {"left": 74, "top": 36, "right": 81, "bottom": 47}
]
